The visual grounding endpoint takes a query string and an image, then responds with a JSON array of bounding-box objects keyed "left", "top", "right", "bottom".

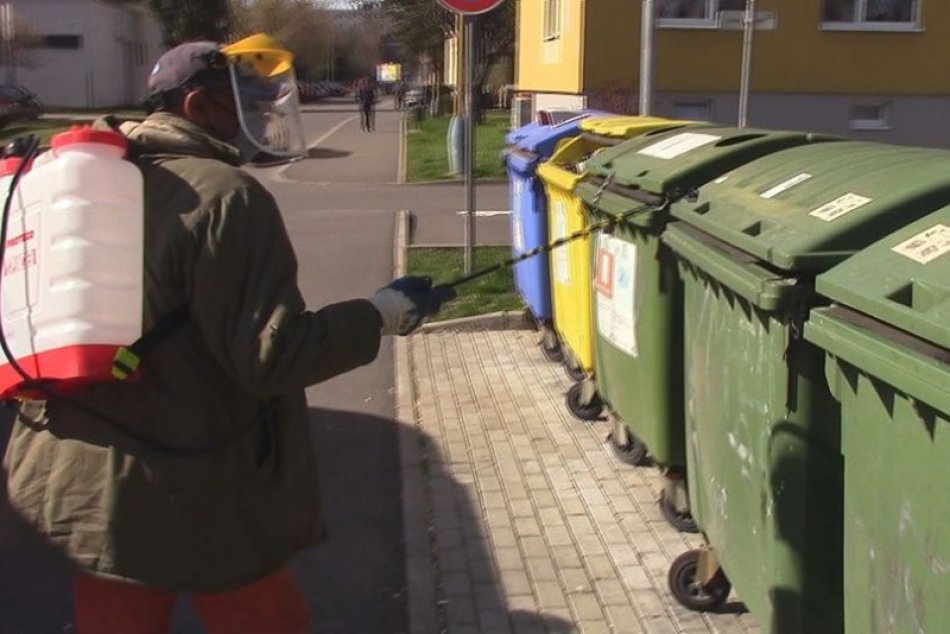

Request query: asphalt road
[{"left": 0, "top": 96, "right": 510, "bottom": 633}]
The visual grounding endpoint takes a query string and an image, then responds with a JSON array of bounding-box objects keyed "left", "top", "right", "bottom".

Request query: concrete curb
[
  {"left": 417, "top": 310, "right": 532, "bottom": 333},
  {"left": 405, "top": 177, "right": 508, "bottom": 187},
  {"left": 394, "top": 209, "right": 439, "bottom": 634},
  {"left": 396, "top": 209, "right": 533, "bottom": 634},
  {"left": 398, "top": 115, "right": 407, "bottom": 185}
]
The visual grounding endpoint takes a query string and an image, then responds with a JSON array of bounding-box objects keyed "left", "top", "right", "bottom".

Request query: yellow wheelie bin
[{"left": 536, "top": 116, "right": 695, "bottom": 420}]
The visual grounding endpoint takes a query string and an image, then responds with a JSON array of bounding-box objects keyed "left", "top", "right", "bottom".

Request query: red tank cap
[
  {"left": 0, "top": 156, "right": 28, "bottom": 178},
  {"left": 51, "top": 125, "right": 128, "bottom": 156}
]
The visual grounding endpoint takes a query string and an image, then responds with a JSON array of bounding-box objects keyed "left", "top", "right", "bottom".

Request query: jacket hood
[{"left": 96, "top": 112, "right": 243, "bottom": 166}]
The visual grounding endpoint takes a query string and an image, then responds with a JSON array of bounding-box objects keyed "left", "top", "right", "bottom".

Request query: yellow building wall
[
  {"left": 516, "top": 0, "right": 584, "bottom": 93},
  {"left": 515, "top": 0, "right": 950, "bottom": 98},
  {"left": 656, "top": 1, "right": 950, "bottom": 95},
  {"left": 582, "top": 0, "right": 640, "bottom": 94}
]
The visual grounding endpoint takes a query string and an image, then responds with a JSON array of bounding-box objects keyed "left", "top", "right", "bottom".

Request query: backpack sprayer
[{"left": 0, "top": 132, "right": 236, "bottom": 456}]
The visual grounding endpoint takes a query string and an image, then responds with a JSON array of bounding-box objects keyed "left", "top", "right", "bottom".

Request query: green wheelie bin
[
  {"left": 575, "top": 127, "right": 836, "bottom": 534},
  {"left": 661, "top": 141, "right": 950, "bottom": 632},
  {"left": 805, "top": 209, "right": 950, "bottom": 634}
]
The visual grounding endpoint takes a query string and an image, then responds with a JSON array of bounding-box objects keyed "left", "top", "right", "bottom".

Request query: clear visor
[{"left": 228, "top": 59, "right": 306, "bottom": 159}]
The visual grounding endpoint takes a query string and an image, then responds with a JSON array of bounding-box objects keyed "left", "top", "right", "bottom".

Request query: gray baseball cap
[{"left": 146, "top": 41, "right": 230, "bottom": 98}]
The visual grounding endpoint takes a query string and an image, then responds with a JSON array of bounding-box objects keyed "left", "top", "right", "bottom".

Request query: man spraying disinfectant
[{"left": 1, "top": 33, "right": 453, "bottom": 633}]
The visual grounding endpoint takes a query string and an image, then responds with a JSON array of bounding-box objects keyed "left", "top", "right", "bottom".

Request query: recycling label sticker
[
  {"left": 636, "top": 132, "right": 722, "bottom": 160},
  {"left": 891, "top": 224, "right": 950, "bottom": 264},
  {"left": 809, "top": 193, "right": 872, "bottom": 222},
  {"left": 594, "top": 233, "right": 638, "bottom": 357},
  {"left": 761, "top": 173, "right": 812, "bottom": 199},
  {"left": 511, "top": 180, "right": 525, "bottom": 253},
  {"left": 552, "top": 200, "right": 570, "bottom": 285}
]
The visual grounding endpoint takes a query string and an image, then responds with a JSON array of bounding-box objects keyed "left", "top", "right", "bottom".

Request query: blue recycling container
[{"left": 504, "top": 111, "right": 603, "bottom": 344}]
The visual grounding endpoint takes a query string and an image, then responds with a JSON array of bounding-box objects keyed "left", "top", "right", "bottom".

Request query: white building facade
[{"left": 3, "top": 0, "right": 164, "bottom": 108}]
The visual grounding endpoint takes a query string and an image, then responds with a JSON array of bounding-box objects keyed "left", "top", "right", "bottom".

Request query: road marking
[
  {"left": 455, "top": 210, "right": 511, "bottom": 217},
  {"left": 275, "top": 116, "right": 358, "bottom": 182}
]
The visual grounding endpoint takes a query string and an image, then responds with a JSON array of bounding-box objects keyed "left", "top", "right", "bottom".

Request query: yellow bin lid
[{"left": 579, "top": 115, "right": 693, "bottom": 139}]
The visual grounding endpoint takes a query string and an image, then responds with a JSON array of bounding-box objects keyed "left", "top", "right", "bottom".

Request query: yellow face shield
[{"left": 221, "top": 34, "right": 306, "bottom": 159}]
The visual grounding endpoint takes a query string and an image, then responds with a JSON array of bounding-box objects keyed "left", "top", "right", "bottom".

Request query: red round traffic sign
[{"left": 438, "top": 0, "right": 505, "bottom": 15}]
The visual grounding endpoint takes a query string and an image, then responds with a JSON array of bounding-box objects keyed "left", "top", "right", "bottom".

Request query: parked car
[
  {"left": 0, "top": 84, "right": 42, "bottom": 129},
  {"left": 404, "top": 86, "right": 425, "bottom": 109}
]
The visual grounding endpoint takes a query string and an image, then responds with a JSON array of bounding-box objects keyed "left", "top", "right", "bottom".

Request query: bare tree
[
  {"left": 144, "top": 0, "right": 232, "bottom": 46},
  {"left": 0, "top": 6, "right": 43, "bottom": 85},
  {"left": 230, "top": 0, "right": 333, "bottom": 78}
]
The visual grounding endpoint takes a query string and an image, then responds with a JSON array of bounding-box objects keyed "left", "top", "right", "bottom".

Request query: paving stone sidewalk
[{"left": 406, "top": 329, "right": 761, "bottom": 634}]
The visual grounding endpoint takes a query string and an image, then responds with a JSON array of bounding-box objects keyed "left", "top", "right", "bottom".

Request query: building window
[
  {"left": 822, "top": 0, "right": 919, "bottom": 29},
  {"left": 41, "top": 34, "right": 83, "bottom": 49},
  {"left": 849, "top": 102, "right": 891, "bottom": 130},
  {"left": 542, "top": 0, "right": 562, "bottom": 41},
  {"left": 658, "top": 0, "right": 746, "bottom": 27}
]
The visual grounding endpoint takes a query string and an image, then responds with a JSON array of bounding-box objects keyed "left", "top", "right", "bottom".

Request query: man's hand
[{"left": 370, "top": 276, "right": 457, "bottom": 336}]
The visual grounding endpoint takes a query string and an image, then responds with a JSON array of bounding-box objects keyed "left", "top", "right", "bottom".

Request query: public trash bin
[
  {"left": 575, "top": 126, "right": 834, "bottom": 533},
  {"left": 804, "top": 209, "right": 950, "bottom": 634},
  {"left": 536, "top": 115, "right": 690, "bottom": 421},
  {"left": 504, "top": 110, "right": 605, "bottom": 362},
  {"left": 661, "top": 140, "right": 950, "bottom": 632}
]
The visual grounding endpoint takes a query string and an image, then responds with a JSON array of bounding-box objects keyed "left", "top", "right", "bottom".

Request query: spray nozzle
[{"left": 3, "top": 135, "right": 36, "bottom": 159}]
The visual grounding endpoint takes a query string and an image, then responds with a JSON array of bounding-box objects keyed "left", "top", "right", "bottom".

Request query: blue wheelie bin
[{"left": 504, "top": 110, "right": 607, "bottom": 361}]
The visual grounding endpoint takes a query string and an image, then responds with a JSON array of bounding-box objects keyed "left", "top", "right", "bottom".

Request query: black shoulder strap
[{"left": 112, "top": 304, "right": 189, "bottom": 380}]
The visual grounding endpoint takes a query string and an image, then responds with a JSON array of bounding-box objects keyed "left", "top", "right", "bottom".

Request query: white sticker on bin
[
  {"left": 761, "top": 173, "right": 812, "bottom": 199},
  {"left": 637, "top": 132, "right": 722, "bottom": 160},
  {"left": 891, "top": 224, "right": 950, "bottom": 265},
  {"left": 594, "top": 233, "right": 638, "bottom": 357},
  {"left": 809, "top": 193, "right": 872, "bottom": 222}
]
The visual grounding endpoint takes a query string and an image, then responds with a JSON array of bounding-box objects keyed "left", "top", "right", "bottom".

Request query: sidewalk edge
[
  {"left": 418, "top": 310, "right": 532, "bottom": 334},
  {"left": 395, "top": 209, "right": 439, "bottom": 634}
]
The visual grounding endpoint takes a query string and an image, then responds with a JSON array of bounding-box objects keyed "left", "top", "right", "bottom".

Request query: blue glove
[{"left": 370, "top": 276, "right": 457, "bottom": 336}]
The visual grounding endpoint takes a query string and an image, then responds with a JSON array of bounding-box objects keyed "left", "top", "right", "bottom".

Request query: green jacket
[{"left": 2, "top": 113, "right": 382, "bottom": 592}]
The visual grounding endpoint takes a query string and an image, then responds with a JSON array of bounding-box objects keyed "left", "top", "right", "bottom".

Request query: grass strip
[
  {"left": 407, "top": 246, "right": 523, "bottom": 321},
  {"left": 406, "top": 110, "right": 509, "bottom": 182}
]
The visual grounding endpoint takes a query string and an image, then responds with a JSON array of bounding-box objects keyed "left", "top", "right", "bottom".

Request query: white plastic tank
[{"left": 0, "top": 126, "right": 144, "bottom": 397}]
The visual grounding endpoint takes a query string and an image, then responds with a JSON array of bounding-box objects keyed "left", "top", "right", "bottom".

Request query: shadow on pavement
[
  {"left": 419, "top": 419, "right": 575, "bottom": 633},
  {"left": 0, "top": 405, "right": 574, "bottom": 633},
  {"left": 305, "top": 148, "right": 351, "bottom": 160}
]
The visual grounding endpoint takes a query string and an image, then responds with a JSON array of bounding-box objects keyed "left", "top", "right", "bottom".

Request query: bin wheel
[
  {"left": 667, "top": 550, "right": 731, "bottom": 612},
  {"left": 565, "top": 383, "right": 603, "bottom": 421},
  {"left": 522, "top": 308, "right": 538, "bottom": 330},
  {"left": 564, "top": 361, "right": 586, "bottom": 383},
  {"left": 540, "top": 330, "right": 563, "bottom": 363},
  {"left": 610, "top": 428, "right": 648, "bottom": 466},
  {"left": 659, "top": 490, "right": 699, "bottom": 534}
]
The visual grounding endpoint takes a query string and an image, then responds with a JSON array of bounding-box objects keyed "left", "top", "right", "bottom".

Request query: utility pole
[
  {"left": 737, "top": 0, "right": 756, "bottom": 127},
  {"left": 639, "top": 0, "right": 655, "bottom": 116}
]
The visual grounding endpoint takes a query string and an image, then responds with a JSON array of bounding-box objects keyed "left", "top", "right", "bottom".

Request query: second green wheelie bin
[
  {"left": 805, "top": 209, "right": 950, "bottom": 634},
  {"left": 575, "top": 127, "right": 836, "bottom": 533},
  {"left": 537, "top": 116, "right": 692, "bottom": 421},
  {"left": 661, "top": 141, "right": 950, "bottom": 632}
]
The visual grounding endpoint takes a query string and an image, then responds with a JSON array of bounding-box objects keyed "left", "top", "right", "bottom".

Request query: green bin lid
[
  {"left": 815, "top": 207, "right": 950, "bottom": 349},
  {"left": 583, "top": 126, "right": 836, "bottom": 200},
  {"left": 670, "top": 141, "right": 950, "bottom": 272}
]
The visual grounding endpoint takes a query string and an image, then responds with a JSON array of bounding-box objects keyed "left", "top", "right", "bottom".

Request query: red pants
[{"left": 73, "top": 567, "right": 310, "bottom": 634}]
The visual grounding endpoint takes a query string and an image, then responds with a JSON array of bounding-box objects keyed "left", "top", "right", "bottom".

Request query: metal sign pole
[
  {"left": 737, "top": 0, "right": 756, "bottom": 127},
  {"left": 463, "top": 14, "right": 476, "bottom": 275},
  {"left": 640, "top": 0, "right": 655, "bottom": 116}
]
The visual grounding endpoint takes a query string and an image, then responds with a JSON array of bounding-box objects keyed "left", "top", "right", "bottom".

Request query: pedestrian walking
[
  {"left": 395, "top": 81, "right": 407, "bottom": 110},
  {"left": 2, "top": 34, "right": 453, "bottom": 634},
  {"left": 357, "top": 76, "right": 377, "bottom": 132}
]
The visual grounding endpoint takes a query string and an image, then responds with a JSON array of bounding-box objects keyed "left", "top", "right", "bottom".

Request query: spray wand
[{"left": 437, "top": 174, "right": 666, "bottom": 291}]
